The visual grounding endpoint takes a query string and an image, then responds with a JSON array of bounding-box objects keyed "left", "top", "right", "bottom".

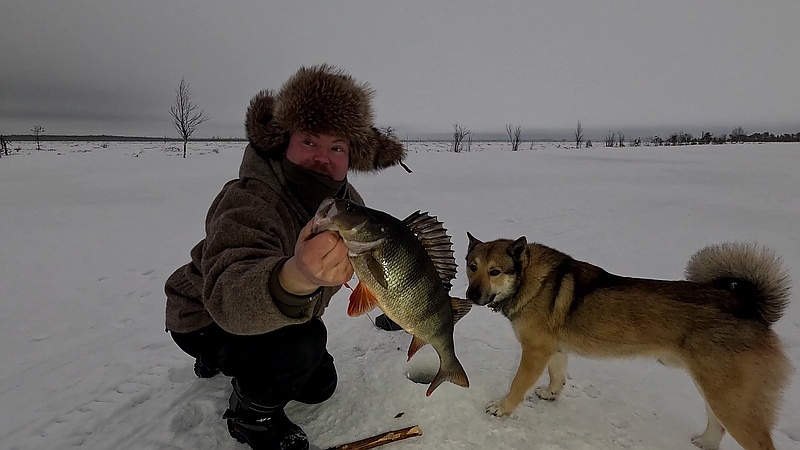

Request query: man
[{"left": 165, "top": 65, "right": 405, "bottom": 450}]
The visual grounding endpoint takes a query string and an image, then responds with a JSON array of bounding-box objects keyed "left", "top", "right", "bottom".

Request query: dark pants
[{"left": 170, "top": 318, "right": 336, "bottom": 407}]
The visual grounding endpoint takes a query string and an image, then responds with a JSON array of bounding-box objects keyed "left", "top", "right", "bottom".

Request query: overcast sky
[{"left": 2, "top": 0, "right": 799, "bottom": 139}]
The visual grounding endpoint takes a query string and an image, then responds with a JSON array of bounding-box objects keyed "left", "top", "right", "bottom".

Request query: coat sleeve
[{"left": 199, "top": 179, "right": 322, "bottom": 335}]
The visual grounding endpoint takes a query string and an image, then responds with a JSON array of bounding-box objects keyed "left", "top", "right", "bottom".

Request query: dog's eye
[
  {"left": 489, "top": 269, "right": 501, "bottom": 276},
  {"left": 469, "top": 263, "right": 477, "bottom": 272}
]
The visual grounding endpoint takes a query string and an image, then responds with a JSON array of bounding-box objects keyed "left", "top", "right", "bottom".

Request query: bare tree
[
  {"left": 575, "top": 121, "right": 584, "bottom": 149},
  {"left": 730, "top": 126, "right": 746, "bottom": 143},
  {"left": 452, "top": 123, "right": 470, "bottom": 153},
  {"left": 31, "top": 125, "right": 45, "bottom": 150},
  {"left": 506, "top": 124, "right": 522, "bottom": 151},
  {"left": 605, "top": 131, "right": 616, "bottom": 147},
  {"left": 617, "top": 132, "right": 625, "bottom": 147},
  {"left": 378, "top": 125, "right": 397, "bottom": 139},
  {"left": 170, "top": 78, "right": 210, "bottom": 158},
  {"left": 0, "top": 135, "right": 9, "bottom": 157}
]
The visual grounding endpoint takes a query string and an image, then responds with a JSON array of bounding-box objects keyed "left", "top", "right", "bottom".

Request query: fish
[{"left": 312, "top": 198, "right": 471, "bottom": 396}]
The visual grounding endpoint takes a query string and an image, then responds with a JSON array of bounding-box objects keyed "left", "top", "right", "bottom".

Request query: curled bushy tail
[{"left": 685, "top": 242, "right": 791, "bottom": 325}]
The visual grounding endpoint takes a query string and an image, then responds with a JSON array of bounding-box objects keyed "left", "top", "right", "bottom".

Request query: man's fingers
[{"left": 298, "top": 219, "right": 316, "bottom": 242}]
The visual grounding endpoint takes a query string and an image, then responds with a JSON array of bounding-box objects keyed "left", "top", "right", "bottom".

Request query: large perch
[{"left": 325, "top": 425, "right": 422, "bottom": 450}]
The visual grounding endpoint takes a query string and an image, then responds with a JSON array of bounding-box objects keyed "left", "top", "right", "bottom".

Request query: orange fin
[
  {"left": 407, "top": 335, "right": 428, "bottom": 361},
  {"left": 347, "top": 282, "right": 379, "bottom": 317}
]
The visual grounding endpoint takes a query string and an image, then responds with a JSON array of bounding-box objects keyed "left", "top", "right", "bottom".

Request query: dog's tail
[{"left": 685, "top": 242, "right": 791, "bottom": 326}]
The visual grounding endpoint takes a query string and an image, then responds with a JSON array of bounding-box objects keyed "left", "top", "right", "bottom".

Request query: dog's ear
[
  {"left": 508, "top": 236, "right": 527, "bottom": 261},
  {"left": 467, "top": 232, "right": 482, "bottom": 253}
]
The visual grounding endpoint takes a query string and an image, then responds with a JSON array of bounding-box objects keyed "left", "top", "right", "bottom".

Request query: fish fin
[
  {"left": 402, "top": 211, "right": 457, "bottom": 289},
  {"left": 426, "top": 360, "right": 470, "bottom": 397},
  {"left": 364, "top": 253, "right": 388, "bottom": 289},
  {"left": 347, "top": 282, "right": 379, "bottom": 317},
  {"left": 406, "top": 335, "right": 428, "bottom": 361},
  {"left": 450, "top": 297, "right": 473, "bottom": 325}
]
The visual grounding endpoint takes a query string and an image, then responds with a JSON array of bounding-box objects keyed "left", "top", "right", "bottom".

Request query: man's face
[{"left": 285, "top": 132, "right": 350, "bottom": 181}]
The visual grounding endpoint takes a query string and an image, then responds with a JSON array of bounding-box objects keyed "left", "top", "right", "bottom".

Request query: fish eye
[
  {"left": 489, "top": 269, "right": 501, "bottom": 276},
  {"left": 469, "top": 263, "right": 477, "bottom": 272}
]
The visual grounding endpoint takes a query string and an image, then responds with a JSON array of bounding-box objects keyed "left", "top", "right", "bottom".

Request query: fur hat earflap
[{"left": 245, "top": 64, "right": 405, "bottom": 173}]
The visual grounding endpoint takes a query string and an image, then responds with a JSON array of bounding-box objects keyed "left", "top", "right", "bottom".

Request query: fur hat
[{"left": 245, "top": 64, "right": 405, "bottom": 173}]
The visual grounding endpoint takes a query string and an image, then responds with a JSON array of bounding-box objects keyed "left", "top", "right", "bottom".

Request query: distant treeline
[
  {"left": 622, "top": 130, "right": 800, "bottom": 147},
  {"left": 4, "top": 135, "right": 247, "bottom": 143}
]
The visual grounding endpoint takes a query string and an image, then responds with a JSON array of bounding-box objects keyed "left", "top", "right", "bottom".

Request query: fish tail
[{"left": 426, "top": 358, "right": 469, "bottom": 397}]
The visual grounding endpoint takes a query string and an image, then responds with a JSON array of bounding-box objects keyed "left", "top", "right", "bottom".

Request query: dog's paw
[
  {"left": 486, "top": 398, "right": 515, "bottom": 417},
  {"left": 691, "top": 435, "right": 720, "bottom": 450},
  {"left": 534, "top": 386, "right": 561, "bottom": 401}
]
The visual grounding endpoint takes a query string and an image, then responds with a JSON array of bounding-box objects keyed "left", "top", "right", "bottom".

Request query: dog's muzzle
[{"left": 466, "top": 286, "right": 494, "bottom": 306}]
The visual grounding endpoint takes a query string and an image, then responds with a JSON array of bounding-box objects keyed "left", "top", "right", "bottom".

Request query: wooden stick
[{"left": 325, "top": 425, "right": 422, "bottom": 450}]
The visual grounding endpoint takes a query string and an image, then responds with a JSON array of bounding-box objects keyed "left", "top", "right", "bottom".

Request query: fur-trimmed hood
[{"left": 245, "top": 64, "right": 406, "bottom": 173}]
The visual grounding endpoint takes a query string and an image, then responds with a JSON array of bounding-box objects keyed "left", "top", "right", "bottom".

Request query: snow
[{"left": 1, "top": 140, "right": 798, "bottom": 450}]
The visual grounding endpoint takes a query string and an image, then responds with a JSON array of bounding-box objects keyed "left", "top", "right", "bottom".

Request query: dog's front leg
[{"left": 487, "top": 346, "right": 554, "bottom": 416}]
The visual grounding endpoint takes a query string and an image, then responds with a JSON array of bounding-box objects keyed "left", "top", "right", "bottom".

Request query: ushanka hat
[{"left": 245, "top": 64, "right": 406, "bottom": 172}]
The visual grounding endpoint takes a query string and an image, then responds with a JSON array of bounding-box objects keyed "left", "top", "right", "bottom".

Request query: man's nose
[{"left": 312, "top": 152, "right": 330, "bottom": 164}]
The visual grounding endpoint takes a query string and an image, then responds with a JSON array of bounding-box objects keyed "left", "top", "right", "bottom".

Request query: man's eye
[{"left": 303, "top": 140, "right": 315, "bottom": 146}]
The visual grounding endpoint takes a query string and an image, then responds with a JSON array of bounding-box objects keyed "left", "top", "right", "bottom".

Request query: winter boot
[
  {"left": 375, "top": 313, "right": 403, "bottom": 331},
  {"left": 223, "top": 379, "right": 309, "bottom": 450}
]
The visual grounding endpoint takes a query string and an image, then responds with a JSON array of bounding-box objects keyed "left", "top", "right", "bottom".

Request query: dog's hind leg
[
  {"left": 487, "top": 345, "right": 555, "bottom": 417},
  {"left": 689, "top": 364, "right": 781, "bottom": 450},
  {"left": 690, "top": 402, "right": 725, "bottom": 450},
  {"left": 535, "top": 350, "right": 568, "bottom": 401}
]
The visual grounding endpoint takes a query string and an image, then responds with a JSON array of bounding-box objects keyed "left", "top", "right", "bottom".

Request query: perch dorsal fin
[{"left": 403, "top": 211, "right": 457, "bottom": 290}]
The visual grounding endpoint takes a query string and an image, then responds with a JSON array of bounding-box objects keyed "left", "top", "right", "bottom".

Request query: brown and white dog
[{"left": 465, "top": 234, "right": 792, "bottom": 450}]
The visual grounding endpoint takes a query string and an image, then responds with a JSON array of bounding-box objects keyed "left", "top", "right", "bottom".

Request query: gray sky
[{"left": 2, "top": 0, "right": 799, "bottom": 140}]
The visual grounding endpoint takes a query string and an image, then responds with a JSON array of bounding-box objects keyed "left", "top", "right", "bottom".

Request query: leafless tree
[
  {"left": 378, "top": 125, "right": 397, "bottom": 139},
  {"left": 170, "top": 78, "right": 210, "bottom": 158},
  {"left": 506, "top": 124, "right": 522, "bottom": 151},
  {"left": 0, "top": 135, "right": 9, "bottom": 156},
  {"left": 730, "top": 126, "right": 746, "bottom": 143},
  {"left": 617, "top": 132, "right": 625, "bottom": 147},
  {"left": 452, "top": 123, "right": 470, "bottom": 153},
  {"left": 31, "top": 125, "right": 45, "bottom": 150},
  {"left": 575, "top": 121, "right": 584, "bottom": 149},
  {"left": 605, "top": 131, "right": 616, "bottom": 147}
]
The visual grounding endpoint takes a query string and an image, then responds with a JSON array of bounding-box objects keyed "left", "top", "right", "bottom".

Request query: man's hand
[{"left": 278, "top": 219, "right": 354, "bottom": 295}]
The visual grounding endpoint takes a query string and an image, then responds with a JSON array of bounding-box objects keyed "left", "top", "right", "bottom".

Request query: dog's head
[{"left": 465, "top": 232, "right": 527, "bottom": 308}]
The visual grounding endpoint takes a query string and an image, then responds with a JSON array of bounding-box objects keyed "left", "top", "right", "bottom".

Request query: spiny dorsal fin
[{"left": 403, "top": 210, "right": 457, "bottom": 290}]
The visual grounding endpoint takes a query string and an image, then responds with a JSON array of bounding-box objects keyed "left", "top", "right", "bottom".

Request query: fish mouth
[{"left": 312, "top": 198, "right": 337, "bottom": 234}]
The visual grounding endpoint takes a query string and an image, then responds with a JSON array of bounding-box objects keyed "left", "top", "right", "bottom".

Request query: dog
[{"left": 465, "top": 233, "right": 792, "bottom": 450}]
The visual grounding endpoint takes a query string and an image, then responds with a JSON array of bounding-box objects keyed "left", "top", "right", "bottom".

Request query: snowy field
[{"left": 0, "top": 140, "right": 798, "bottom": 450}]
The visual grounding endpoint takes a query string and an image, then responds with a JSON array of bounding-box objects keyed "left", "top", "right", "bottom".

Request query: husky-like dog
[{"left": 465, "top": 234, "right": 792, "bottom": 450}]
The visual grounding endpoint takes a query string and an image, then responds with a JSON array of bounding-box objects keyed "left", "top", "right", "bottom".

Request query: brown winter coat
[{"left": 165, "top": 145, "right": 365, "bottom": 335}]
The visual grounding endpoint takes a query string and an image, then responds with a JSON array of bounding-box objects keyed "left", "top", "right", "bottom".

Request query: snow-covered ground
[{"left": 1, "top": 140, "right": 798, "bottom": 449}]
